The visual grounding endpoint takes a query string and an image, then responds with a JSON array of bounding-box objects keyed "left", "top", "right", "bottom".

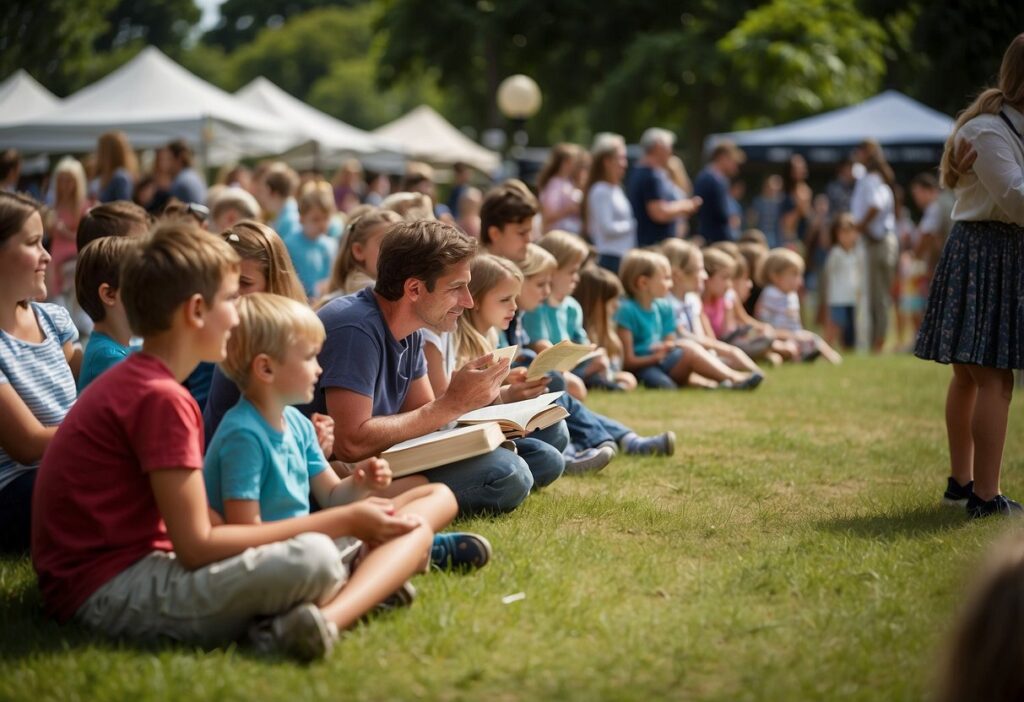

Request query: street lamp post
[{"left": 496, "top": 74, "right": 542, "bottom": 179}]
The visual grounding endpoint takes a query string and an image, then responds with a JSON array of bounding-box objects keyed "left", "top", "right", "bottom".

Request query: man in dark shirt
[
  {"left": 626, "top": 128, "right": 701, "bottom": 247},
  {"left": 693, "top": 140, "right": 745, "bottom": 244}
]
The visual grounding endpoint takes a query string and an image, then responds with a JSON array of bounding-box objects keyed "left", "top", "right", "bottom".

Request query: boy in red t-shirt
[{"left": 32, "top": 221, "right": 428, "bottom": 661}]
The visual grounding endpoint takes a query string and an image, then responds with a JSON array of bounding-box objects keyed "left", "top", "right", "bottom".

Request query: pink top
[
  {"left": 703, "top": 295, "right": 728, "bottom": 338},
  {"left": 540, "top": 176, "right": 582, "bottom": 234}
]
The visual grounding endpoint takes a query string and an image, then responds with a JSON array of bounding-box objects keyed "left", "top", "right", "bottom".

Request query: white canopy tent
[
  {"left": 0, "top": 47, "right": 298, "bottom": 165},
  {"left": 0, "top": 70, "right": 61, "bottom": 126},
  {"left": 374, "top": 105, "right": 500, "bottom": 173},
  {"left": 706, "top": 91, "right": 955, "bottom": 164},
  {"left": 235, "top": 77, "right": 405, "bottom": 172}
]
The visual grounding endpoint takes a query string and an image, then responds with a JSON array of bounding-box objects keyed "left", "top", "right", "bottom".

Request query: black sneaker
[
  {"left": 966, "top": 493, "right": 1024, "bottom": 519},
  {"left": 942, "top": 477, "right": 974, "bottom": 507}
]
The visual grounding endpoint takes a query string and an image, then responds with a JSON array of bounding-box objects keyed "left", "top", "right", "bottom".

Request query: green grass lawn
[{"left": 2, "top": 355, "right": 1020, "bottom": 701}]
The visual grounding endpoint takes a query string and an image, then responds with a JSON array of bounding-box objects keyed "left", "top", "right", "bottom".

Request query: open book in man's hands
[
  {"left": 456, "top": 391, "right": 568, "bottom": 439},
  {"left": 381, "top": 422, "right": 508, "bottom": 477},
  {"left": 525, "top": 341, "right": 601, "bottom": 380}
]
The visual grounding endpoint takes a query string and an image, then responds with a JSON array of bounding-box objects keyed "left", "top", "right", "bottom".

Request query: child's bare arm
[
  {"left": 0, "top": 383, "right": 59, "bottom": 465},
  {"left": 313, "top": 458, "right": 392, "bottom": 507},
  {"left": 151, "top": 469, "right": 419, "bottom": 570},
  {"left": 63, "top": 340, "right": 82, "bottom": 382},
  {"left": 223, "top": 499, "right": 262, "bottom": 525},
  {"left": 617, "top": 327, "right": 667, "bottom": 370}
]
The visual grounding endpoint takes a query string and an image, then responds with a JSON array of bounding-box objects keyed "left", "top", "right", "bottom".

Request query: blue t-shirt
[
  {"left": 308, "top": 287, "right": 427, "bottom": 418},
  {"left": 78, "top": 331, "right": 130, "bottom": 392},
  {"left": 272, "top": 198, "right": 301, "bottom": 240},
  {"left": 0, "top": 302, "right": 78, "bottom": 493},
  {"left": 98, "top": 169, "right": 133, "bottom": 203},
  {"left": 693, "top": 167, "right": 733, "bottom": 243},
  {"left": 614, "top": 297, "right": 675, "bottom": 356},
  {"left": 204, "top": 397, "right": 328, "bottom": 522},
  {"left": 184, "top": 361, "right": 216, "bottom": 411},
  {"left": 169, "top": 168, "right": 207, "bottom": 205},
  {"left": 521, "top": 297, "right": 589, "bottom": 346},
  {"left": 286, "top": 231, "right": 338, "bottom": 298},
  {"left": 627, "top": 165, "right": 678, "bottom": 247}
]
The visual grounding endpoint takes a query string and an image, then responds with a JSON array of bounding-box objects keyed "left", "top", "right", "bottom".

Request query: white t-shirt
[
  {"left": 850, "top": 172, "right": 895, "bottom": 241},
  {"left": 950, "top": 105, "right": 1024, "bottom": 225},
  {"left": 756, "top": 285, "right": 802, "bottom": 332},
  {"left": 586, "top": 181, "right": 637, "bottom": 257},
  {"left": 419, "top": 328, "right": 457, "bottom": 380},
  {"left": 825, "top": 246, "right": 862, "bottom": 306}
]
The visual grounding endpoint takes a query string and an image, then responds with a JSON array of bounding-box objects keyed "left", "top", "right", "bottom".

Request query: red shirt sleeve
[{"left": 128, "top": 382, "right": 205, "bottom": 472}]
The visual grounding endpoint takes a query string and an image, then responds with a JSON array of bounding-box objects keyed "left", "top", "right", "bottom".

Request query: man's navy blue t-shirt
[
  {"left": 692, "top": 167, "right": 733, "bottom": 243},
  {"left": 308, "top": 287, "right": 427, "bottom": 417}
]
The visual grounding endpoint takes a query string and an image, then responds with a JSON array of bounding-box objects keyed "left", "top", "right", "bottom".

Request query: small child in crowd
[
  {"left": 32, "top": 221, "right": 428, "bottom": 661},
  {"left": 325, "top": 209, "right": 402, "bottom": 299},
  {"left": 573, "top": 266, "right": 638, "bottom": 391},
  {"left": 700, "top": 247, "right": 739, "bottom": 340},
  {"left": 287, "top": 182, "right": 339, "bottom": 300},
  {"left": 824, "top": 214, "right": 862, "bottom": 350},
  {"left": 523, "top": 230, "right": 615, "bottom": 392},
  {"left": 756, "top": 248, "right": 842, "bottom": 364},
  {"left": 661, "top": 239, "right": 763, "bottom": 373},
  {"left": 75, "top": 236, "right": 139, "bottom": 390},
  {"left": 257, "top": 163, "right": 301, "bottom": 240},
  {"left": 616, "top": 249, "right": 762, "bottom": 390}
]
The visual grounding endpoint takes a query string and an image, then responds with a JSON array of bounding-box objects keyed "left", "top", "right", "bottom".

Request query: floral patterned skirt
[{"left": 915, "top": 219, "right": 1024, "bottom": 369}]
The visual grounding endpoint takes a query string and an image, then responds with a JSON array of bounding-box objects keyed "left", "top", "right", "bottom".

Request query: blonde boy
[{"left": 33, "top": 222, "right": 424, "bottom": 661}]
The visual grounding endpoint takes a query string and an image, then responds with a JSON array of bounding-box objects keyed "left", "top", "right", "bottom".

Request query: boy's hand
[
  {"left": 312, "top": 413, "right": 334, "bottom": 457},
  {"left": 352, "top": 457, "right": 392, "bottom": 490},
  {"left": 441, "top": 353, "right": 510, "bottom": 414},
  {"left": 650, "top": 342, "right": 669, "bottom": 361},
  {"left": 343, "top": 498, "right": 421, "bottom": 545}
]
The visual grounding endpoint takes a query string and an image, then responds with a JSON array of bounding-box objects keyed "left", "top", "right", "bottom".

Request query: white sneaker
[
  {"left": 248, "top": 603, "right": 338, "bottom": 662},
  {"left": 564, "top": 445, "right": 615, "bottom": 475}
]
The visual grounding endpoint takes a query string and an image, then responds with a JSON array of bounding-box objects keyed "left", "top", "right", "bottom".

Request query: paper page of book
[{"left": 526, "top": 341, "right": 596, "bottom": 380}]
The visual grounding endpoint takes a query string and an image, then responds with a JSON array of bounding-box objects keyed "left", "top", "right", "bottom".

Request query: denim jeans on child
[{"left": 635, "top": 346, "right": 685, "bottom": 390}]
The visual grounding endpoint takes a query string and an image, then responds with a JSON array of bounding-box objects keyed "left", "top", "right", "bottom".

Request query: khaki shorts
[{"left": 75, "top": 533, "right": 361, "bottom": 648}]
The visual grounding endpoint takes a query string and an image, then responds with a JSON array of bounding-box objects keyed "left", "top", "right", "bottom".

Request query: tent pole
[{"left": 200, "top": 115, "right": 212, "bottom": 181}]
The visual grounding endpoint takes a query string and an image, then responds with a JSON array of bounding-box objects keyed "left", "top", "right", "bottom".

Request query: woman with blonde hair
[
  {"left": 915, "top": 33, "right": 1024, "bottom": 517},
  {"left": 537, "top": 143, "right": 583, "bottom": 234},
  {"left": 95, "top": 131, "right": 138, "bottom": 203},
  {"left": 582, "top": 133, "right": 636, "bottom": 273}
]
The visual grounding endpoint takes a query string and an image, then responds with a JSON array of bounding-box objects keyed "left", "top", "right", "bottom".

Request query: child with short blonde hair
[
  {"left": 617, "top": 249, "right": 762, "bottom": 389},
  {"left": 756, "top": 248, "right": 842, "bottom": 363},
  {"left": 207, "top": 292, "right": 467, "bottom": 612},
  {"left": 288, "top": 181, "right": 339, "bottom": 300}
]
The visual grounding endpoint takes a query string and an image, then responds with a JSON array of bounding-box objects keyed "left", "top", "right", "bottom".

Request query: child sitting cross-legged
[
  {"left": 755, "top": 248, "right": 842, "bottom": 364},
  {"left": 75, "top": 236, "right": 139, "bottom": 391},
  {"left": 206, "top": 293, "right": 468, "bottom": 609},
  {"left": 616, "top": 249, "right": 763, "bottom": 390},
  {"left": 32, "top": 221, "right": 430, "bottom": 662}
]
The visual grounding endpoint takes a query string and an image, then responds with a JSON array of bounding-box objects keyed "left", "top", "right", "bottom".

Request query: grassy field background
[{"left": 2, "top": 355, "right": 1020, "bottom": 701}]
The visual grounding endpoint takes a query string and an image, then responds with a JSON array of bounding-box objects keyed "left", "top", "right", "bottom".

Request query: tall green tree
[
  {"left": 93, "top": 0, "right": 200, "bottom": 53},
  {"left": 203, "top": 0, "right": 366, "bottom": 52},
  {"left": 0, "top": 0, "right": 117, "bottom": 95}
]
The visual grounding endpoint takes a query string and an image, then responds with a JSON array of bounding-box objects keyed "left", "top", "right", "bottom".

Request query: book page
[
  {"left": 526, "top": 340, "right": 597, "bottom": 380},
  {"left": 457, "top": 391, "right": 564, "bottom": 431}
]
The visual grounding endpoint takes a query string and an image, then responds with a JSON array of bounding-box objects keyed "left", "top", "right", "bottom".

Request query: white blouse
[
  {"left": 952, "top": 105, "right": 1024, "bottom": 225},
  {"left": 586, "top": 181, "right": 637, "bottom": 257}
]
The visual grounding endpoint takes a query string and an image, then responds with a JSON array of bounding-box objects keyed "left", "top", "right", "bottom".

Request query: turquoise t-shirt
[
  {"left": 521, "top": 296, "right": 589, "bottom": 346},
  {"left": 614, "top": 297, "right": 675, "bottom": 356},
  {"left": 78, "top": 331, "right": 131, "bottom": 392},
  {"left": 286, "top": 230, "right": 338, "bottom": 298},
  {"left": 204, "top": 397, "right": 329, "bottom": 522}
]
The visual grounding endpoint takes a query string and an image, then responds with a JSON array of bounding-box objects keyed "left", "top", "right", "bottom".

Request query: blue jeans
[
  {"left": 515, "top": 419, "right": 569, "bottom": 488},
  {"left": 636, "top": 347, "right": 684, "bottom": 389},
  {"left": 425, "top": 447, "right": 533, "bottom": 516},
  {"left": 543, "top": 373, "right": 631, "bottom": 450}
]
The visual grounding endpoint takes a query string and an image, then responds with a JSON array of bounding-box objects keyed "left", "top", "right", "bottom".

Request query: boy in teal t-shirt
[{"left": 75, "top": 236, "right": 138, "bottom": 392}]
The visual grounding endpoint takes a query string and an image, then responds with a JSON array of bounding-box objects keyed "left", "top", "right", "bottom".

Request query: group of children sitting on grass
[{"left": 0, "top": 178, "right": 839, "bottom": 661}]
